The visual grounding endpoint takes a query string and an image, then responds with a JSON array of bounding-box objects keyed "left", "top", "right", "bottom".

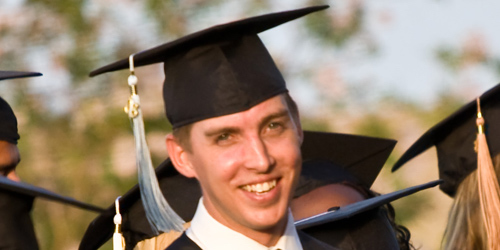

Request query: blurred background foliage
[{"left": 1, "top": 0, "right": 500, "bottom": 249}]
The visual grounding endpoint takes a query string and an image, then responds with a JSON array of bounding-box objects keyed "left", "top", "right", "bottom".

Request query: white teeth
[
  {"left": 242, "top": 180, "right": 277, "bottom": 194},
  {"left": 263, "top": 182, "right": 269, "bottom": 191}
]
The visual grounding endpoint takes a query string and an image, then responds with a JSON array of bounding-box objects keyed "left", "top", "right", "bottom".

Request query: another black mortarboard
[
  {"left": 0, "top": 97, "right": 20, "bottom": 144},
  {"left": 89, "top": 6, "right": 328, "bottom": 128},
  {"left": 0, "top": 176, "right": 105, "bottom": 213},
  {"left": 300, "top": 131, "right": 396, "bottom": 190},
  {"left": 295, "top": 179, "right": 442, "bottom": 229},
  {"left": 78, "top": 130, "right": 396, "bottom": 250},
  {"left": 0, "top": 71, "right": 42, "bottom": 144},
  {"left": 392, "top": 83, "right": 500, "bottom": 197}
]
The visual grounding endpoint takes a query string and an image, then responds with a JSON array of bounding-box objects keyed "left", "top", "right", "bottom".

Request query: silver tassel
[{"left": 124, "top": 55, "right": 185, "bottom": 234}]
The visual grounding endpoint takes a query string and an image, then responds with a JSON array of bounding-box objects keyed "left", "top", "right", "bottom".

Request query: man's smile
[{"left": 240, "top": 179, "right": 278, "bottom": 195}]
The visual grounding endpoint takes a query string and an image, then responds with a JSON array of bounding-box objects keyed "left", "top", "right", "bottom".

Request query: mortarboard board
[
  {"left": 0, "top": 176, "right": 105, "bottom": 213},
  {"left": 89, "top": 5, "right": 329, "bottom": 128},
  {"left": 295, "top": 179, "right": 442, "bottom": 250},
  {"left": 295, "top": 179, "right": 442, "bottom": 229},
  {"left": 0, "top": 71, "right": 42, "bottom": 81},
  {"left": 0, "top": 71, "right": 42, "bottom": 144},
  {"left": 78, "top": 130, "right": 396, "bottom": 250},
  {"left": 391, "top": 83, "right": 500, "bottom": 197}
]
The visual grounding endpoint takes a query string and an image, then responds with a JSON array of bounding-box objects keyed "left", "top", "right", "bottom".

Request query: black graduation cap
[
  {"left": 300, "top": 131, "right": 396, "bottom": 190},
  {"left": 295, "top": 179, "right": 442, "bottom": 229},
  {"left": 0, "top": 71, "right": 42, "bottom": 144},
  {"left": 0, "top": 176, "right": 105, "bottom": 213},
  {"left": 89, "top": 5, "right": 328, "bottom": 128},
  {"left": 0, "top": 97, "right": 20, "bottom": 144},
  {"left": 295, "top": 179, "right": 442, "bottom": 250},
  {"left": 392, "top": 83, "right": 500, "bottom": 197},
  {"left": 78, "top": 130, "right": 396, "bottom": 250}
]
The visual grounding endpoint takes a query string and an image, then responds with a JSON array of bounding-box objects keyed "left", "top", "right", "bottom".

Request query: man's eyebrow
[
  {"left": 204, "top": 127, "right": 241, "bottom": 138},
  {"left": 203, "top": 109, "right": 290, "bottom": 137},
  {"left": 259, "top": 109, "right": 290, "bottom": 127}
]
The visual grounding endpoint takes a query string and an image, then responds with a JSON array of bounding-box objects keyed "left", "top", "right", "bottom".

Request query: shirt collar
[{"left": 186, "top": 198, "right": 303, "bottom": 250}]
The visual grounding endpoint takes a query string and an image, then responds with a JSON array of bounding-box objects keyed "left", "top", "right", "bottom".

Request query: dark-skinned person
[
  {"left": 0, "top": 70, "right": 43, "bottom": 250},
  {"left": 392, "top": 83, "right": 500, "bottom": 250},
  {"left": 0, "top": 70, "right": 105, "bottom": 250}
]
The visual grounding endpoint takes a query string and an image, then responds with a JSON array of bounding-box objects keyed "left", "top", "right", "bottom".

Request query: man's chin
[{"left": 242, "top": 210, "right": 289, "bottom": 232}]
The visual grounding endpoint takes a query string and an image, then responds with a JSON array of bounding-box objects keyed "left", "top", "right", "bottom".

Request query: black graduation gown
[
  {"left": 0, "top": 190, "right": 39, "bottom": 250},
  {"left": 166, "top": 231, "right": 339, "bottom": 250}
]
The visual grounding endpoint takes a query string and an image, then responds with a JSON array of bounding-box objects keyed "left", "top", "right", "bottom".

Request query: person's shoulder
[{"left": 297, "top": 230, "right": 341, "bottom": 250}]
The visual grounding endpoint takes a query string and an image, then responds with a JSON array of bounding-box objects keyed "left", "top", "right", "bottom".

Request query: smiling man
[
  {"left": 89, "top": 6, "right": 334, "bottom": 250},
  {"left": 166, "top": 93, "right": 304, "bottom": 248}
]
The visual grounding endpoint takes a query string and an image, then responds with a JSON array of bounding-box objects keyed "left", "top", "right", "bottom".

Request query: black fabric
[
  {"left": 294, "top": 160, "right": 361, "bottom": 198},
  {"left": 302, "top": 208, "right": 398, "bottom": 250},
  {"left": 162, "top": 35, "right": 287, "bottom": 128},
  {"left": 300, "top": 131, "right": 396, "bottom": 188},
  {"left": 0, "top": 190, "right": 39, "bottom": 250},
  {"left": 0, "top": 97, "right": 19, "bottom": 144},
  {"left": 122, "top": 169, "right": 201, "bottom": 249},
  {"left": 165, "top": 231, "right": 339, "bottom": 250},
  {"left": 89, "top": 6, "right": 328, "bottom": 128},
  {"left": 392, "top": 83, "right": 500, "bottom": 197},
  {"left": 165, "top": 233, "right": 200, "bottom": 250},
  {"left": 297, "top": 230, "right": 340, "bottom": 250}
]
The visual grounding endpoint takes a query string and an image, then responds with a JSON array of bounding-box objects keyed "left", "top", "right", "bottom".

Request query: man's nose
[{"left": 243, "top": 136, "right": 275, "bottom": 173}]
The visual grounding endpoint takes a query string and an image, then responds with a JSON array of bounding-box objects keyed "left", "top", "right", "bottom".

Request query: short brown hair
[{"left": 172, "top": 92, "right": 300, "bottom": 153}]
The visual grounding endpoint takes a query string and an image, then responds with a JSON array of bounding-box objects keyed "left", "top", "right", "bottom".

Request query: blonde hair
[{"left": 442, "top": 154, "right": 500, "bottom": 250}]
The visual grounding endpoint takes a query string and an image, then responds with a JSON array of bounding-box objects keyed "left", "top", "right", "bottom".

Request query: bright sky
[
  {"left": 251, "top": 0, "right": 500, "bottom": 113},
  {"left": 360, "top": 0, "right": 500, "bottom": 103}
]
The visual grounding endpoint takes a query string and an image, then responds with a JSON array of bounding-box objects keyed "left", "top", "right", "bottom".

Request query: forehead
[{"left": 190, "top": 95, "right": 289, "bottom": 132}]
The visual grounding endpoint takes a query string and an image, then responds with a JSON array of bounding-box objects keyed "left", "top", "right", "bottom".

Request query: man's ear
[
  {"left": 295, "top": 119, "right": 304, "bottom": 145},
  {"left": 166, "top": 134, "right": 197, "bottom": 178},
  {"left": 297, "top": 125, "right": 304, "bottom": 145}
]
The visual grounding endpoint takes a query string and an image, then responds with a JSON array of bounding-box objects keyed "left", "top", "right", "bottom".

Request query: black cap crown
[
  {"left": 392, "top": 83, "right": 500, "bottom": 197},
  {"left": 90, "top": 6, "right": 329, "bottom": 128},
  {"left": 0, "top": 71, "right": 42, "bottom": 144}
]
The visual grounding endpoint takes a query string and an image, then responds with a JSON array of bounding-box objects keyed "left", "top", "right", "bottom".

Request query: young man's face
[{"left": 170, "top": 94, "right": 302, "bottom": 237}]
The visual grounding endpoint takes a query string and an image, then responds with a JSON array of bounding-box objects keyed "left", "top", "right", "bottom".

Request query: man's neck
[
  {"left": 188, "top": 199, "right": 300, "bottom": 249},
  {"left": 203, "top": 200, "right": 288, "bottom": 247},
  {"left": 227, "top": 216, "right": 288, "bottom": 247}
]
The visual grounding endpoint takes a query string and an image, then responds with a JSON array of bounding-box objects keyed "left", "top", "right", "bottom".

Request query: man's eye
[
  {"left": 268, "top": 122, "right": 282, "bottom": 129},
  {"left": 217, "top": 133, "right": 230, "bottom": 141}
]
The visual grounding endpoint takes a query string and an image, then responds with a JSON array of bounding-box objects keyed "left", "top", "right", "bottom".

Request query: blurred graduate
[
  {"left": 393, "top": 83, "right": 500, "bottom": 250},
  {"left": 0, "top": 70, "right": 105, "bottom": 250}
]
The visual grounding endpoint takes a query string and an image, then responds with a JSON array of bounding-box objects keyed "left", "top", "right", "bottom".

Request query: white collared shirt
[{"left": 186, "top": 198, "right": 303, "bottom": 250}]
